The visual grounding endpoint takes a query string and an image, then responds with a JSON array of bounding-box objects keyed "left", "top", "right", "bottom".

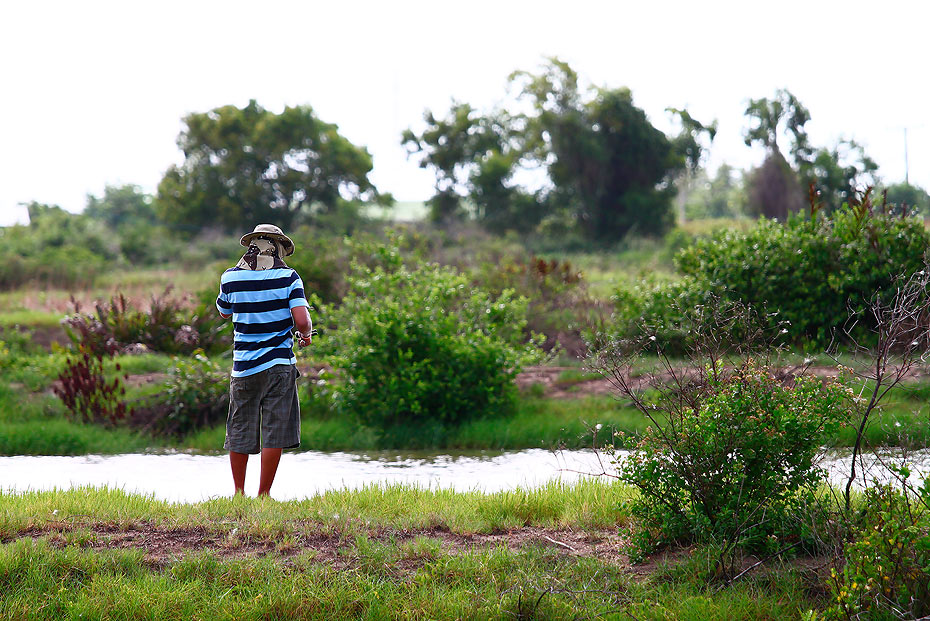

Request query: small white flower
[
  {"left": 648, "top": 336, "right": 656, "bottom": 341},
  {"left": 52, "top": 510, "right": 59, "bottom": 516},
  {"left": 595, "top": 423, "right": 603, "bottom": 431}
]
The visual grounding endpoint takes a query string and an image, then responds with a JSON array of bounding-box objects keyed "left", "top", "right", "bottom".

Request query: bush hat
[{"left": 239, "top": 224, "right": 295, "bottom": 257}]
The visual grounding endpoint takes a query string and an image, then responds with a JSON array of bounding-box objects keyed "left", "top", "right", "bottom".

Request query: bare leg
[
  {"left": 229, "top": 451, "right": 249, "bottom": 495},
  {"left": 257, "top": 448, "right": 283, "bottom": 497}
]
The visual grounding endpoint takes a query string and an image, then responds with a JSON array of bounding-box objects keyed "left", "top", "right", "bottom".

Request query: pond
[{"left": 2, "top": 449, "right": 929, "bottom": 503}]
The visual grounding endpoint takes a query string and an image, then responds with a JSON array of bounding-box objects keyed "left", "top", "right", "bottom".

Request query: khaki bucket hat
[{"left": 239, "top": 224, "right": 295, "bottom": 257}]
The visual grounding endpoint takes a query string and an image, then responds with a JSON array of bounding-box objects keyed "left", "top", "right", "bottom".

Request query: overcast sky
[{"left": 1, "top": 0, "right": 928, "bottom": 226}]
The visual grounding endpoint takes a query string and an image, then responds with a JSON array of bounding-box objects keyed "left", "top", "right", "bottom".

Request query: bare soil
[
  {"left": 515, "top": 363, "right": 930, "bottom": 400},
  {"left": 5, "top": 521, "right": 833, "bottom": 585},
  {"left": 6, "top": 521, "right": 630, "bottom": 572}
]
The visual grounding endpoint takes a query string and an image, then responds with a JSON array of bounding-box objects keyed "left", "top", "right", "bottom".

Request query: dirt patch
[
  {"left": 516, "top": 366, "right": 615, "bottom": 400},
  {"left": 515, "top": 363, "right": 930, "bottom": 400},
  {"left": 7, "top": 522, "right": 628, "bottom": 571},
  {"left": 122, "top": 373, "right": 169, "bottom": 388}
]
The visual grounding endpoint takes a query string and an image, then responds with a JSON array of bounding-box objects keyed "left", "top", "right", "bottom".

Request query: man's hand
[
  {"left": 291, "top": 306, "right": 313, "bottom": 348},
  {"left": 295, "top": 330, "right": 313, "bottom": 348}
]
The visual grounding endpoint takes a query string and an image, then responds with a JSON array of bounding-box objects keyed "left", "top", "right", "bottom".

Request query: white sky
[{"left": 1, "top": 0, "right": 928, "bottom": 226}]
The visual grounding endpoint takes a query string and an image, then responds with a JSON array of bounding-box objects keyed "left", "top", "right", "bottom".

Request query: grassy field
[
  {"left": 3, "top": 342, "right": 930, "bottom": 456},
  {"left": 2, "top": 241, "right": 929, "bottom": 456},
  {"left": 0, "top": 484, "right": 825, "bottom": 619}
]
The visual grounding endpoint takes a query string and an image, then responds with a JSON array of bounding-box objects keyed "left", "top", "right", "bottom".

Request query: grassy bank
[
  {"left": 0, "top": 485, "right": 823, "bottom": 619},
  {"left": 3, "top": 346, "right": 930, "bottom": 455}
]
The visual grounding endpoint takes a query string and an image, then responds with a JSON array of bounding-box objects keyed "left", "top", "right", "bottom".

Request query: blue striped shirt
[{"left": 216, "top": 267, "right": 310, "bottom": 377}]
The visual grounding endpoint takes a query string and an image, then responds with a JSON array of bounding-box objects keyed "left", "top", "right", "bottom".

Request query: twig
[
  {"left": 541, "top": 535, "right": 576, "bottom": 552},
  {"left": 724, "top": 540, "right": 803, "bottom": 586}
]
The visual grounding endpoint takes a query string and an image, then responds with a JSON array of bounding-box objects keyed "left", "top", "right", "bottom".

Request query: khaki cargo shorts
[{"left": 224, "top": 365, "right": 301, "bottom": 454}]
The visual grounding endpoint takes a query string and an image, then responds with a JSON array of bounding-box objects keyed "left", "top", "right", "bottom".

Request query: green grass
[
  {"left": 0, "top": 264, "right": 221, "bottom": 315},
  {"left": 5, "top": 344, "right": 930, "bottom": 455},
  {"left": 0, "top": 309, "right": 64, "bottom": 329},
  {"left": 0, "top": 485, "right": 823, "bottom": 619},
  {"left": 176, "top": 395, "right": 644, "bottom": 453},
  {"left": 0, "top": 481, "right": 629, "bottom": 534},
  {"left": 0, "top": 420, "right": 157, "bottom": 455}
]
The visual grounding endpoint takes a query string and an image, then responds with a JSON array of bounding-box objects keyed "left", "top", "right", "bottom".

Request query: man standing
[{"left": 216, "top": 224, "right": 313, "bottom": 497}]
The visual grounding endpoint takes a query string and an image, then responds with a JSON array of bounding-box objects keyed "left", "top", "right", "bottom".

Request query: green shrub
[
  {"left": 285, "top": 228, "right": 350, "bottom": 304},
  {"left": 62, "top": 290, "right": 230, "bottom": 356},
  {"left": 0, "top": 204, "right": 116, "bottom": 290},
  {"left": 622, "top": 205, "right": 930, "bottom": 350},
  {"left": 612, "top": 275, "right": 709, "bottom": 354},
  {"left": 319, "top": 259, "right": 541, "bottom": 431},
  {"left": 159, "top": 350, "right": 229, "bottom": 436},
  {"left": 471, "top": 255, "right": 605, "bottom": 356},
  {"left": 823, "top": 480, "right": 930, "bottom": 620},
  {"left": 614, "top": 360, "right": 849, "bottom": 559}
]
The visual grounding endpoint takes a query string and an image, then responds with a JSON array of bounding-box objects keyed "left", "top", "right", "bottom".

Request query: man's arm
[{"left": 292, "top": 306, "right": 313, "bottom": 347}]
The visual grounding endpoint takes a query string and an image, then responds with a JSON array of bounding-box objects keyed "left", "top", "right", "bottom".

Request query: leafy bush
[
  {"left": 620, "top": 202, "right": 930, "bottom": 350},
  {"left": 319, "top": 259, "right": 541, "bottom": 431},
  {"left": 128, "top": 351, "right": 228, "bottom": 437},
  {"left": 161, "top": 350, "right": 229, "bottom": 436},
  {"left": 612, "top": 276, "right": 709, "bottom": 355},
  {"left": 0, "top": 203, "right": 118, "bottom": 290},
  {"left": 62, "top": 290, "right": 230, "bottom": 356},
  {"left": 471, "top": 255, "right": 606, "bottom": 357},
  {"left": 285, "top": 228, "right": 351, "bottom": 304},
  {"left": 613, "top": 360, "right": 848, "bottom": 560},
  {"left": 824, "top": 481, "right": 930, "bottom": 620},
  {"left": 53, "top": 347, "right": 130, "bottom": 427}
]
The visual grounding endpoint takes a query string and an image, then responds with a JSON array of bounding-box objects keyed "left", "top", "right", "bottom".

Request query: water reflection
[{"left": 1, "top": 449, "right": 928, "bottom": 504}]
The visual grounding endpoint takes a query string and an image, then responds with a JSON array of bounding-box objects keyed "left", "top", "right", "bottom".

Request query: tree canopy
[
  {"left": 401, "top": 103, "right": 538, "bottom": 230},
  {"left": 513, "top": 60, "right": 683, "bottom": 239},
  {"left": 405, "top": 59, "right": 689, "bottom": 241},
  {"left": 85, "top": 184, "right": 157, "bottom": 230},
  {"left": 156, "top": 100, "right": 382, "bottom": 233},
  {"left": 743, "top": 89, "right": 879, "bottom": 218}
]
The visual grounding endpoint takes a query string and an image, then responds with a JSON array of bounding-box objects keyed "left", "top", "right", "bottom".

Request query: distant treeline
[{"left": 4, "top": 58, "right": 930, "bottom": 289}]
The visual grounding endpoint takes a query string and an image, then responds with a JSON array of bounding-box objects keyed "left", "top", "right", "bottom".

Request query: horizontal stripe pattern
[{"left": 216, "top": 267, "right": 310, "bottom": 377}]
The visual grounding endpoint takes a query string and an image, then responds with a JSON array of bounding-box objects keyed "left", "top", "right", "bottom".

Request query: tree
[
  {"left": 884, "top": 181, "right": 930, "bottom": 215},
  {"left": 84, "top": 184, "right": 157, "bottom": 229},
  {"left": 742, "top": 89, "right": 811, "bottom": 219},
  {"left": 743, "top": 89, "right": 812, "bottom": 163},
  {"left": 804, "top": 139, "right": 878, "bottom": 214},
  {"left": 667, "top": 107, "right": 718, "bottom": 223},
  {"left": 743, "top": 90, "right": 880, "bottom": 218},
  {"left": 684, "top": 164, "right": 747, "bottom": 220},
  {"left": 402, "top": 103, "right": 540, "bottom": 231},
  {"left": 745, "top": 151, "right": 804, "bottom": 220},
  {"left": 512, "top": 59, "right": 683, "bottom": 240},
  {"left": 157, "top": 100, "right": 381, "bottom": 233}
]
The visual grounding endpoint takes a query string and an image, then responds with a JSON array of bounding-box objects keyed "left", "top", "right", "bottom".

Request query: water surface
[{"left": 2, "top": 449, "right": 928, "bottom": 503}]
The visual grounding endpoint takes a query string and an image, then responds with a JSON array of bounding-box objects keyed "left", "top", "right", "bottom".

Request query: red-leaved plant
[{"left": 53, "top": 345, "right": 130, "bottom": 427}]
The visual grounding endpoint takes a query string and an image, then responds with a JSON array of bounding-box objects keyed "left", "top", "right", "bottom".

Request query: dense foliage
[
  {"left": 63, "top": 291, "right": 230, "bottom": 356},
  {"left": 825, "top": 482, "right": 930, "bottom": 619},
  {"left": 53, "top": 347, "right": 130, "bottom": 427},
  {"left": 157, "top": 350, "right": 229, "bottom": 436},
  {"left": 617, "top": 204, "right": 930, "bottom": 349},
  {"left": 405, "top": 59, "right": 687, "bottom": 241},
  {"left": 0, "top": 204, "right": 116, "bottom": 290},
  {"left": 157, "top": 100, "right": 386, "bottom": 233},
  {"left": 614, "top": 361, "right": 848, "bottom": 559},
  {"left": 318, "top": 255, "right": 541, "bottom": 433}
]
